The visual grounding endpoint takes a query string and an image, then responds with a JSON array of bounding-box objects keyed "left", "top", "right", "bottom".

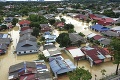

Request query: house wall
[
  {"left": 104, "top": 57, "right": 111, "bottom": 62},
  {"left": 17, "top": 50, "right": 38, "bottom": 55},
  {"left": 64, "top": 50, "right": 74, "bottom": 60}
]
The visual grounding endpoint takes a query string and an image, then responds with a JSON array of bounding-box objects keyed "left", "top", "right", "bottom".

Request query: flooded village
[{"left": 0, "top": 0, "right": 120, "bottom": 80}]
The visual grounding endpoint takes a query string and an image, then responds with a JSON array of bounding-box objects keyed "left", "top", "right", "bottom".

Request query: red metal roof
[
  {"left": 82, "top": 48, "right": 100, "bottom": 61},
  {"left": 20, "top": 74, "right": 35, "bottom": 80},
  {"left": 93, "top": 35, "right": 103, "bottom": 40},
  {"left": 66, "top": 47, "right": 78, "bottom": 50},
  {"left": 94, "top": 60, "right": 102, "bottom": 64},
  {"left": 19, "top": 20, "right": 31, "bottom": 25},
  {"left": 21, "top": 27, "right": 30, "bottom": 31}
]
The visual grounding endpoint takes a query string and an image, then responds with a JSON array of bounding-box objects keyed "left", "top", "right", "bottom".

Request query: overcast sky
[{"left": 6, "top": 0, "right": 61, "bottom": 1}]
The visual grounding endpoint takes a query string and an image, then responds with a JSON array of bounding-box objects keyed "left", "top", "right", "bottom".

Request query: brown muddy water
[{"left": 0, "top": 21, "right": 119, "bottom": 80}]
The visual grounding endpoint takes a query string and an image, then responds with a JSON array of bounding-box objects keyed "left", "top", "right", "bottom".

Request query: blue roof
[
  {"left": 49, "top": 56, "right": 76, "bottom": 75},
  {"left": 91, "top": 24, "right": 110, "bottom": 31}
]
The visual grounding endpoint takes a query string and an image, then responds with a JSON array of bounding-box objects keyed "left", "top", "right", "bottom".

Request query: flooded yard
[
  {"left": 0, "top": 27, "right": 38, "bottom": 80},
  {"left": 0, "top": 16, "right": 119, "bottom": 80},
  {"left": 60, "top": 51, "right": 117, "bottom": 80}
]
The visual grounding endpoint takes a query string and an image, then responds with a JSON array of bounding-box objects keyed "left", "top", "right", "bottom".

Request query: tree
[
  {"left": 68, "top": 67, "right": 92, "bottom": 80},
  {"left": 38, "top": 54, "right": 47, "bottom": 61},
  {"left": 61, "top": 18, "right": 65, "bottom": 23},
  {"left": 31, "top": 27, "right": 40, "bottom": 37},
  {"left": 64, "top": 24, "right": 74, "bottom": 30},
  {"left": 110, "top": 38, "right": 120, "bottom": 75},
  {"left": 101, "top": 69, "right": 106, "bottom": 78},
  {"left": 78, "top": 32, "right": 85, "bottom": 37},
  {"left": 49, "top": 19, "right": 56, "bottom": 25},
  {"left": 12, "top": 18, "right": 18, "bottom": 26},
  {"left": 56, "top": 33, "right": 71, "bottom": 47},
  {"left": 0, "top": 16, "right": 3, "bottom": 23}
]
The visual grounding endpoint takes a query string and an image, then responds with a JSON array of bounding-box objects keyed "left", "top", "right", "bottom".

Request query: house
[
  {"left": 92, "top": 46, "right": 112, "bottom": 62},
  {"left": 74, "top": 14, "right": 87, "bottom": 20},
  {"left": 49, "top": 56, "right": 76, "bottom": 77},
  {"left": 44, "top": 14, "right": 55, "bottom": 19},
  {"left": 16, "top": 40, "right": 39, "bottom": 55},
  {"left": 93, "top": 35, "right": 104, "bottom": 41},
  {"left": 34, "top": 60, "right": 52, "bottom": 80},
  {"left": 69, "top": 33, "right": 85, "bottom": 45},
  {"left": 19, "top": 20, "right": 30, "bottom": 27},
  {"left": 0, "top": 38, "right": 11, "bottom": 46},
  {"left": 102, "top": 30, "right": 119, "bottom": 37},
  {"left": 90, "top": 24, "right": 110, "bottom": 32},
  {"left": 0, "top": 33, "right": 8, "bottom": 38},
  {"left": 4, "top": 17, "right": 13, "bottom": 23},
  {"left": 54, "top": 22, "right": 64, "bottom": 28},
  {"left": 0, "top": 44, "right": 7, "bottom": 55},
  {"left": 8, "top": 60, "right": 52, "bottom": 80},
  {"left": 114, "top": 18, "right": 120, "bottom": 24},
  {"left": 43, "top": 34, "right": 57, "bottom": 43},
  {"left": 42, "top": 44, "right": 61, "bottom": 58},
  {"left": 40, "top": 24, "right": 51, "bottom": 33},
  {"left": 87, "top": 33, "right": 97, "bottom": 39},
  {"left": 19, "top": 34, "right": 36, "bottom": 42},
  {"left": 99, "top": 38, "right": 111, "bottom": 47},
  {"left": 20, "top": 27, "right": 31, "bottom": 31},
  {"left": 97, "top": 18, "right": 115, "bottom": 26},
  {"left": 111, "top": 26, "right": 120, "bottom": 33},
  {"left": 65, "top": 47, "right": 85, "bottom": 60},
  {"left": 19, "top": 29, "right": 33, "bottom": 36},
  {"left": 81, "top": 46, "right": 105, "bottom": 67}
]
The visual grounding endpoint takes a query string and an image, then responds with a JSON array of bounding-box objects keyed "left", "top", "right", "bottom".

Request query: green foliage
[
  {"left": 61, "top": 18, "right": 65, "bottom": 23},
  {"left": 49, "top": 19, "right": 56, "bottom": 25},
  {"left": 30, "top": 22, "right": 40, "bottom": 28},
  {"left": 40, "top": 37, "right": 45, "bottom": 41},
  {"left": 110, "top": 38, "right": 120, "bottom": 75},
  {"left": 27, "top": 14, "right": 48, "bottom": 25},
  {"left": 103, "top": 9, "right": 119, "bottom": 18},
  {"left": 37, "top": 42, "right": 41, "bottom": 45},
  {"left": 0, "top": 16, "right": 3, "bottom": 23},
  {"left": 64, "top": 24, "right": 74, "bottom": 30},
  {"left": 0, "top": 25, "right": 7, "bottom": 30},
  {"left": 68, "top": 29, "right": 76, "bottom": 33},
  {"left": 38, "top": 54, "right": 47, "bottom": 62},
  {"left": 56, "top": 33, "right": 71, "bottom": 47},
  {"left": 68, "top": 67, "right": 92, "bottom": 80},
  {"left": 78, "top": 32, "right": 85, "bottom": 37},
  {"left": 101, "top": 69, "right": 106, "bottom": 76},
  {"left": 12, "top": 18, "right": 18, "bottom": 26},
  {"left": 32, "top": 27, "right": 40, "bottom": 37}
]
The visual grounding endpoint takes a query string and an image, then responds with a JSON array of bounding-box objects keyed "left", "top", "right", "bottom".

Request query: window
[
  {"left": 24, "top": 51, "right": 26, "bottom": 53},
  {"left": 19, "top": 52, "right": 21, "bottom": 54}
]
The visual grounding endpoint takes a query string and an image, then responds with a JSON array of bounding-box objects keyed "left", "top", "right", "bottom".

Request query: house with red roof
[
  {"left": 8, "top": 60, "right": 52, "bottom": 80},
  {"left": 54, "top": 22, "right": 64, "bottom": 28},
  {"left": 20, "top": 27, "right": 31, "bottom": 31},
  {"left": 98, "top": 18, "right": 115, "bottom": 26},
  {"left": 40, "top": 24, "right": 51, "bottom": 33},
  {"left": 81, "top": 46, "right": 104, "bottom": 67},
  {"left": 74, "top": 14, "right": 87, "bottom": 20},
  {"left": 19, "top": 20, "right": 31, "bottom": 27}
]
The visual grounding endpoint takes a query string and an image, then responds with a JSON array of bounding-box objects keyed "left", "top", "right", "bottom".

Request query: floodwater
[
  {"left": 0, "top": 27, "right": 38, "bottom": 80},
  {"left": 60, "top": 51, "right": 117, "bottom": 80},
  {"left": 0, "top": 16, "right": 119, "bottom": 80},
  {"left": 55, "top": 16, "right": 119, "bottom": 80}
]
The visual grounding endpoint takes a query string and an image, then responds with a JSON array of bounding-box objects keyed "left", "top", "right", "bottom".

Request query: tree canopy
[
  {"left": 68, "top": 67, "right": 92, "bottom": 80},
  {"left": 56, "top": 33, "right": 71, "bottom": 47},
  {"left": 110, "top": 38, "right": 120, "bottom": 75},
  {"left": 64, "top": 24, "right": 74, "bottom": 30},
  {"left": 31, "top": 27, "right": 40, "bottom": 37}
]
